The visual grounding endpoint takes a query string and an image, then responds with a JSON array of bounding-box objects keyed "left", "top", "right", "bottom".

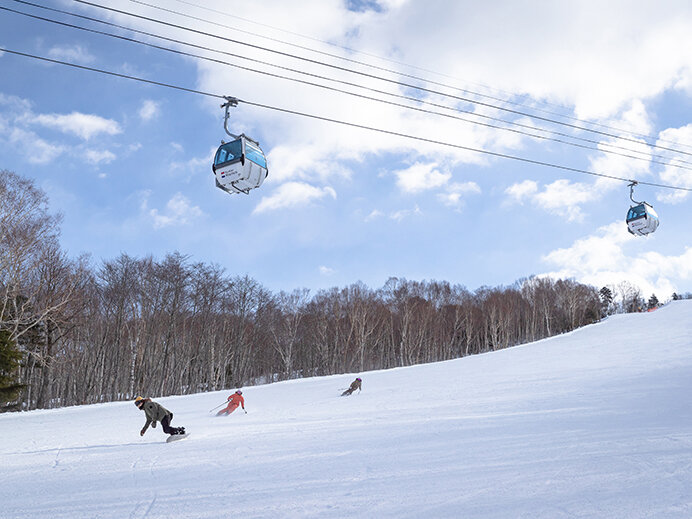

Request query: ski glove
[{"left": 140, "top": 428, "right": 146, "bottom": 436}]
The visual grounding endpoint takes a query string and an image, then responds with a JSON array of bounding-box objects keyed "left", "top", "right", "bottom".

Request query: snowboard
[{"left": 166, "top": 432, "right": 190, "bottom": 443}]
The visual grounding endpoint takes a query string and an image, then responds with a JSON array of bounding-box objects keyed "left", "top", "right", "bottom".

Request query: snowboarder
[
  {"left": 217, "top": 390, "right": 246, "bottom": 416},
  {"left": 134, "top": 396, "right": 185, "bottom": 437},
  {"left": 341, "top": 377, "right": 362, "bottom": 396}
]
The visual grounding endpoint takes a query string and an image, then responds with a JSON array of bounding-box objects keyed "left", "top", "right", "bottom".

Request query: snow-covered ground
[{"left": 2, "top": 301, "right": 692, "bottom": 518}]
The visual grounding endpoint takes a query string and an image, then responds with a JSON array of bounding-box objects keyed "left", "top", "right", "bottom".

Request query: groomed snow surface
[{"left": 3, "top": 301, "right": 692, "bottom": 518}]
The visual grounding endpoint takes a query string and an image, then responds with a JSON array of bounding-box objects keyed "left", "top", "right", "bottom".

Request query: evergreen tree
[
  {"left": 599, "top": 286, "right": 614, "bottom": 316},
  {"left": 672, "top": 293, "right": 680, "bottom": 301},
  {"left": 0, "top": 330, "right": 24, "bottom": 411},
  {"left": 647, "top": 294, "right": 660, "bottom": 310}
]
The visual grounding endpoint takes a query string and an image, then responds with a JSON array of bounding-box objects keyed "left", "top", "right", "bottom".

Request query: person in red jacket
[{"left": 217, "top": 389, "right": 246, "bottom": 416}]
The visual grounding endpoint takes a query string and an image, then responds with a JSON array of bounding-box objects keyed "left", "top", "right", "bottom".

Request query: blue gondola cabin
[
  {"left": 213, "top": 135, "right": 268, "bottom": 195},
  {"left": 626, "top": 203, "right": 659, "bottom": 236}
]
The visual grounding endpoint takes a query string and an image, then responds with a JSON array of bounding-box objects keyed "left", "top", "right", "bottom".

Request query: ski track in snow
[{"left": 2, "top": 301, "right": 692, "bottom": 517}]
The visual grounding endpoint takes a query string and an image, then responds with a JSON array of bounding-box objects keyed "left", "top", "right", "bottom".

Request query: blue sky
[{"left": 1, "top": 0, "right": 692, "bottom": 298}]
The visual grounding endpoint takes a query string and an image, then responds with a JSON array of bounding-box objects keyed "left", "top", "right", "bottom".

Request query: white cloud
[
  {"left": 533, "top": 180, "right": 596, "bottom": 221},
  {"left": 611, "top": 99, "right": 653, "bottom": 136},
  {"left": 252, "top": 182, "right": 337, "bottom": 214},
  {"left": 33, "top": 112, "right": 122, "bottom": 140},
  {"left": 504, "top": 100, "right": 663, "bottom": 220},
  {"left": 394, "top": 162, "right": 451, "bottom": 193},
  {"left": 0, "top": 94, "right": 132, "bottom": 167},
  {"left": 9, "top": 128, "right": 64, "bottom": 164},
  {"left": 84, "top": 149, "right": 116, "bottom": 165},
  {"left": 0, "top": 93, "right": 31, "bottom": 112},
  {"left": 437, "top": 181, "right": 481, "bottom": 209},
  {"left": 541, "top": 221, "right": 692, "bottom": 298},
  {"left": 319, "top": 265, "right": 335, "bottom": 276},
  {"left": 505, "top": 180, "right": 538, "bottom": 202},
  {"left": 505, "top": 178, "right": 596, "bottom": 222},
  {"left": 543, "top": 222, "right": 631, "bottom": 275},
  {"left": 139, "top": 100, "right": 160, "bottom": 122},
  {"left": 390, "top": 205, "right": 422, "bottom": 222},
  {"left": 169, "top": 155, "right": 210, "bottom": 175},
  {"left": 674, "top": 66, "right": 692, "bottom": 94},
  {"left": 136, "top": 190, "right": 153, "bottom": 212},
  {"left": 656, "top": 123, "right": 692, "bottom": 204},
  {"left": 147, "top": 193, "right": 204, "bottom": 229},
  {"left": 365, "top": 209, "right": 384, "bottom": 222},
  {"left": 47, "top": 45, "right": 95, "bottom": 64},
  {"left": 588, "top": 102, "right": 653, "bottom": 184},
  {"left": 267, "top": 142, "right": 355, "bottom": 184},
  {"left": 334, "top": 2, "right": 692, "bottom": 122}
]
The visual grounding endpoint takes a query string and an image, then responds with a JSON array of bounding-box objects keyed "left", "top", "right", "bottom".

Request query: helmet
[
  {"left": 356, "top": 378, "right": 361, "bottom": 382},
  {"left": 236, "top": 390, "right": 242, "bottom": 395},
  {"left": 134, "top": 396, "right": 144, "bottom": 407}
]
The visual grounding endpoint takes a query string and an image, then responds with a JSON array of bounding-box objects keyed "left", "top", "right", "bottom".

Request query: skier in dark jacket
[
  {"left": 135, "top": 396, "right": 185, "bottom": 437},
  {"left": 341, "top": 377, "right": 362, "bottom": 396}
]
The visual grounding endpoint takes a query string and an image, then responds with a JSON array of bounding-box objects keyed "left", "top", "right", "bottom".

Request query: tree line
[{"left": 0, "top": 170, "right": 664, "bottom": 411}]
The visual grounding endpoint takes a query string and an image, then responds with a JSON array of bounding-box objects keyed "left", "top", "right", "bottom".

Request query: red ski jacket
[{"left": 227, "top": 393, "right": 245, "bottom": 408}]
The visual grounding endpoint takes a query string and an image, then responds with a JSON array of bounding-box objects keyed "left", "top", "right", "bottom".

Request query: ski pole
[{"left": 209, "top": 402, "right": 226, "bottom": 413}]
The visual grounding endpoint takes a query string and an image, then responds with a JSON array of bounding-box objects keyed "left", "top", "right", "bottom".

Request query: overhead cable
[
  {"left": 132, "top": 0, "right": 692, "bottom": 152},
  {"left": 66, "top": 0, "right": 692, "bottom": 159},
  {"left": 129, "top": 0, "right": 580, "bottom": 122},
  {"left": 7, "top": 0, "right": 690, "bottom": 170},
  {"left": 8, "top": 4, "right": 690, "bottom": 171},
  {"left": 3, "top": 46, "right": 691, "bottom": 193}
]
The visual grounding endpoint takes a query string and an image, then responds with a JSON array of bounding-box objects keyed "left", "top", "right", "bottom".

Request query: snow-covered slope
[{"left": 3, "top": 301, "right": 692, "bottom": 518}]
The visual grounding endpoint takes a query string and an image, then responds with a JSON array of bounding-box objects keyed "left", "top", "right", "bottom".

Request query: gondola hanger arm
[
  {"left": 221, "top": 96, "right": 239, "bottom": 140},
  {"left": 628, "top": 181, "right": 642, "bottom": 205}
]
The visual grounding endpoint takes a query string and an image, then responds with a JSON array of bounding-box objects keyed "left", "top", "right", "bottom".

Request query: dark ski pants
[{"left": 161, "top": 413, "right": 184, "bottom": 435}]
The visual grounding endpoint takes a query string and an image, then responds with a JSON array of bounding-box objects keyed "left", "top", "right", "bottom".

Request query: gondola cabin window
[
  {"left": 245, "top": 141, "right": 267, "bottom": 169},
  {"left": 214, "top": 140, "right": 243, "bottom": 167},
  {"left": 627, "top": 205, "right": 646, "bottom": 221}
]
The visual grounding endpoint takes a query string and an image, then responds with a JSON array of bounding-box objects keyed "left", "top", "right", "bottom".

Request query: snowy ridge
[{"left": 2, "top": 301, "right": 692, "bottom": 518}]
